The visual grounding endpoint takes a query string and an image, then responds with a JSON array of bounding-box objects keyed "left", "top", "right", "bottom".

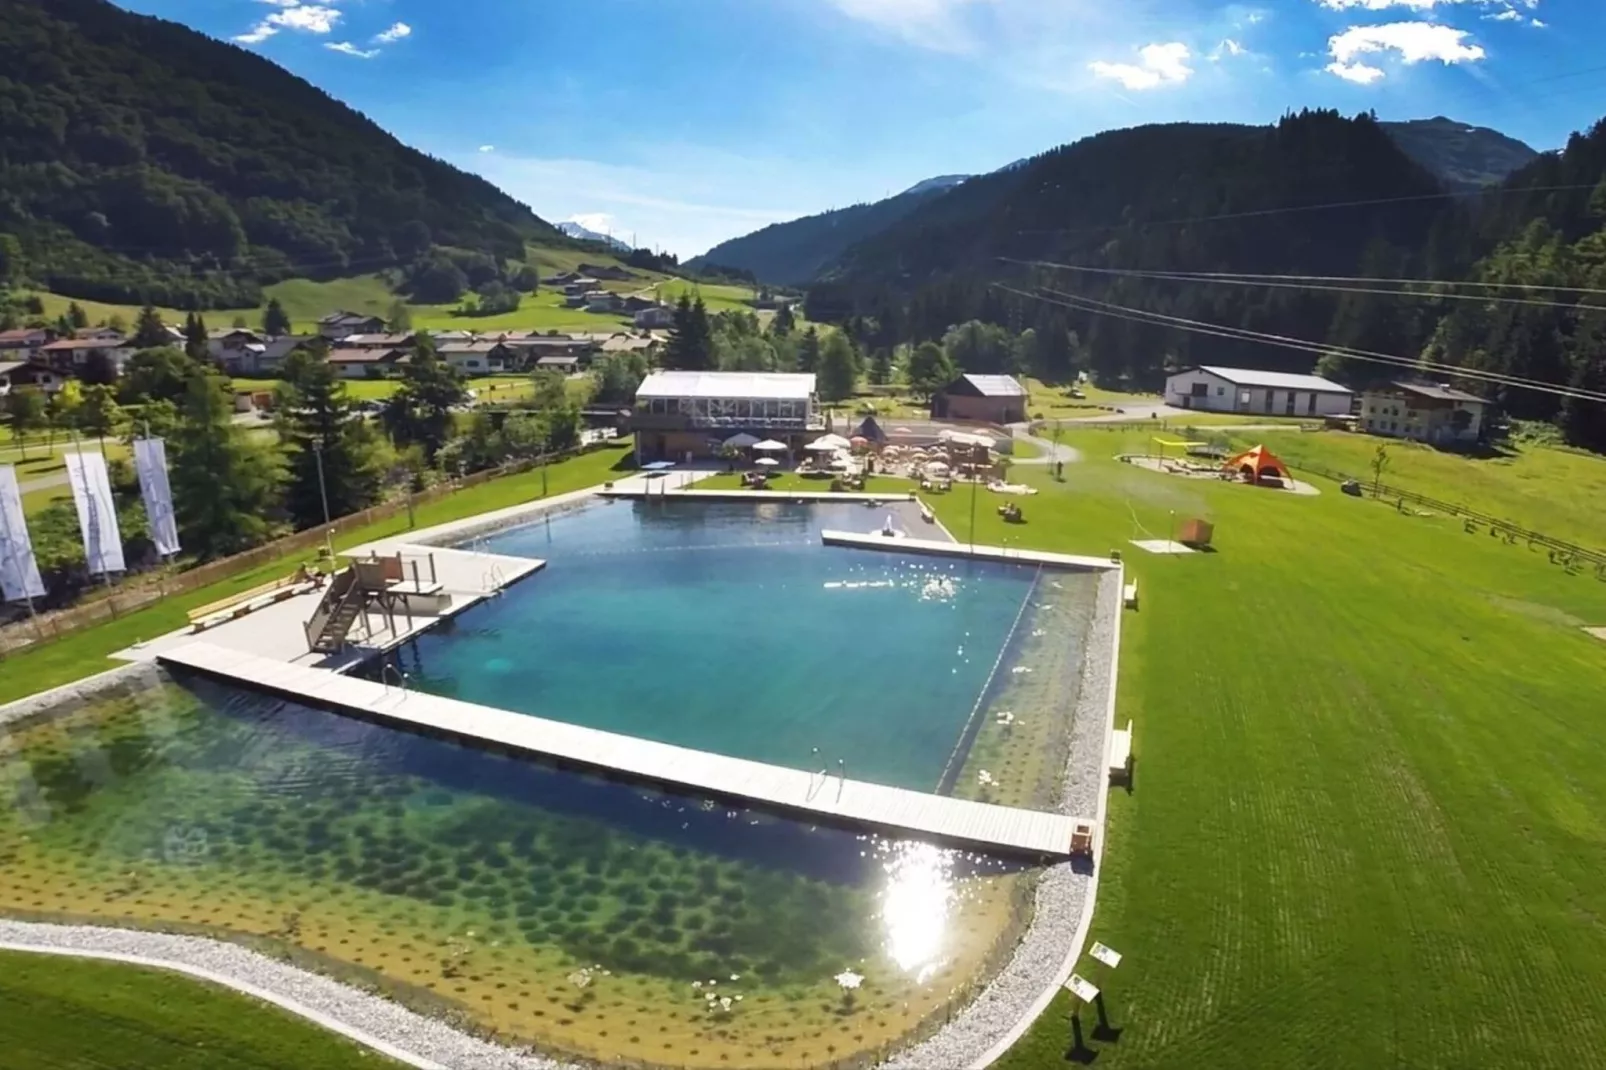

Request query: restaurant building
[{"left": 631, "top": 371, "right": 823, "bottom": 464}]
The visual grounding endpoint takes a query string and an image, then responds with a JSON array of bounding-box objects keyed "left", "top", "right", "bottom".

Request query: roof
[
  {"left": 1379, "top": 381, "right": 1486, "bottom": 404},
  {"left": 0, "top": 360, "right": 26, "bottom": 376},
  {"left": 536, "top": 355, "right": 581, "bottom": 366},
  {"left": 41, "top": 337, "right": 127, "bottom": 351},
  {"left": 636, "top": 371, "right": 816, "bottom": 401},
  {"left": 1191, "top": 366, "right": 1353, "bottom": 394},
  {"left": 327, "top": 347, "right": 407, "bottom": 364},
  {"left": 600, "top": 336, "right": 655, "bottom": 353},
  {"left": 0, "top": 328, "right": 47, "bottom": 344},
  {"left": 959, "top": 374, "right": 1027, "bottom": 398},
  {"left": 320, "top": 310, "right": 382, "bottom": 325},
  {"left": 341, "top": 332, "right": 415, "bottom": 348},
  {"left": 438, "top": 342, "right": 503, "bottom": 355}
]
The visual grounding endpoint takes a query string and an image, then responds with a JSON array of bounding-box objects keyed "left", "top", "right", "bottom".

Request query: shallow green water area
[
  {"left": 0, "top": 678, "right": 1036, "bottom": 1067},
  {"left": 396, "top": 500, "right": 1048, "bottom": 791}
]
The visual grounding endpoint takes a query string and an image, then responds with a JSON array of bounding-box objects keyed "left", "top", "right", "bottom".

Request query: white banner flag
[
  {"left": 0, "top": 465, "right": 45, "bottom": 602},
  {"left": 64, "top": 449, "right": 126, "bottom": 575},
  {"left": 133, "top": 438, "right": 181, "bottom": 557}
]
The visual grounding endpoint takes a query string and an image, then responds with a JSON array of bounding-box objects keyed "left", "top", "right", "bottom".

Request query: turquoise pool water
[{"left": 392, "top": 501, "right": 1041, "bottom": 791}]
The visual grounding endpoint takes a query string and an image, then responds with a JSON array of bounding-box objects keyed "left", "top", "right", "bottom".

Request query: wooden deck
[
  {"left": 158, "top": 641, "right": 1078, "bottom": 859},
  {"left": 601, "top": 488, "right": 916, "bottom": 503},
  {"left": 821, "top": 531, "right": 1122, "bottom": 572}
]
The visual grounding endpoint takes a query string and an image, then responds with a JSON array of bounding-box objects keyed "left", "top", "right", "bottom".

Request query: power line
[
  {"left": 1010, "top": 262, "right": 1606, "bottom": 298},
  {"left": 1003, "top": 259, "right": 1606, "bottom": 313},
  {"left": 998, "top": 283, "right": 1606, "bottom": 405}
]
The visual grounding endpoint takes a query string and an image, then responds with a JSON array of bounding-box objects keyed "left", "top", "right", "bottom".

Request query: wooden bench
[
  {"left": 1123, "top": 579, "right": 1139, "bottom": 609},
  {"left": 1109, "top": 720, "right": 1133, "bottom": 784},
  {"left": 187, "top": 573, "right": 318, "bottom": 633}
]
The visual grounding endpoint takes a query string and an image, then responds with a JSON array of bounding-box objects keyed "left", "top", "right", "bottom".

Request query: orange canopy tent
[{"left": 1223, "top": 444, "right": 1290, "bottom": 483}]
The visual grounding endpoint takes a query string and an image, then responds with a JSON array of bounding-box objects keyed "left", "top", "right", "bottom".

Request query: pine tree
[
  {"left": 797, "top": 326, "right": 822, "bottom": 373},
  {"left": 278, "top": 348, "right": 385, "bottom": 528},
  {"left": 771, "top": 303, "right": 795, "bottom": 336},
  {"left": 382, "top": 336, "right": 466, "bottom": 463},
  {"left": 132, "top": 305, "right": 169, "bottom": 348},
  {"left": 664, "top": 295, "right": 695, "bottom": 370},
  {"left": 262, "top": 297, "right": 292, "bottom": 336},
  {"left": 65, "top": 302, "right": 88, "bottom": 329},
  {"left": 816, "top": 331, "right": 857, "bottom": 401},
  {"left": 169, "top": 372, "right": 284, "bottom": 559},
  {"left": 183, "top": 311, "right": 210, "bottom": 363}
]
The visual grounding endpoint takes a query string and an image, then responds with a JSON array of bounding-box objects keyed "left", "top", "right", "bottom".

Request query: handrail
[{"left": 303, "top": 568, "right": 358, "bottom": 651}]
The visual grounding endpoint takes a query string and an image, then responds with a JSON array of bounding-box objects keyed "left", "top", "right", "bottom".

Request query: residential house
[
  {"left": 631, "top": 371, "right": 822, "bottom": 464},
  {"left": 535, "top": 355, "right": 582, "bottom": 374},
  {"left": 428, "top": 330, "right": 475, "bottom": 345},
  {"left": 252, "top": 335, "right": 318, "bottom": 377},
  {"left": 931, "top": 374, "right": 1029, "bottom": 425},
  {"left": 438, "top": 341, "right": 513, "bottom": 375},
  {"left": 633, "top": 305, "right": 675, "bottom": 330},
  {"left": 578, "top": 263, "right": 635, "bottom": 282},
  {"left": 585, "top": 291, "right": 623, "bottom": 314},
  {"left": 340, "top": 332, "right": 417, "bottom": 350},
  {"left": 542, "top": 271, "right": 582, "bottom": 288},
  {"left": 39, "top": 337, "right": 136, "bottom": 378},
  {"left": 1163, "top": 365, "right": 1353, "bottom": 417},
  {"left": 563, "top": 278, "right": 600, "bottom": 296},
  {"left": 208, "top": 328, "right": 264, "bottom": 372},
  {"left": 318, "top": 310, "right": 387, "bottom": 341},
  {"left": 600, "top": 334, "right": 657, "bottom": 356},
  {"left": 0, "top": 359, "right": 66, "bottom": 395},
  {"left": 326, "top": 347, "right": 410, "bottom": 379},
  {"left": 1359, "top": 381, "right": 1487, "bottom": 446},
  {"left": 620, "top": 294, "right": 658, "bottom": 313},
  {"left": 75, "top": 325, "right": 133, "bottom": 342},
  {"left": 0, "top": 328, "right": 53, "bottom": 359}
]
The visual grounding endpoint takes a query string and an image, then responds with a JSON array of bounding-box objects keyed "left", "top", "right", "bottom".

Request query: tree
[
  {"left": 868, "top": 348, "right": 892, "bottom": 386},
  {"left": 943, "top": 320, "right": 1014, "bottom": 375},
  {"left": 44, "top": 381, "right": 82, "bottom": 448},
  {"left": 797, "top": 326, "right": 822, "bottom": 373},
  {"left": 119, "top": 347, "right": 202, "bottom": 405},
  {"left": 907, "top": 341, "right": 956, "bottom": 399},
  {"left": 65, "top": 301, "right": 89, "bottom": 329},
  {"left": 529, "top": 369, "right": 581, "bottom": 451},
  {"left": 817, "top": 331, "right": 858, "bottom": 402},
  {"left": 5, "top": 389, "right": 45, "bottom": 459},
  {"left": 132, "top": 305, "right": 170, "bottom": 348},
  {"left": 663, "top": 295, "right": 714, "bottom": 370},
  {"left": 382, "top": 337, "right": 466, "bottom": 462},
  {"left": 77, "top": 384, "right": 124, "bottom": 450},
  {"left": 1371, "top": 442, "right": 1391, "bottom": 497},
  {"left": 262, "top": 297, "right": 291, "bottom": 336},
  {"left": 772, "top": 303, "right": 796, "bottom": 337},
  {"left": 590, "top": 351, "right": 649, "bottom": 406},
  {"left": 387, "top": 298, "right": 412, "bottom": 333},
  {"left": 0, "top": 234, "right": 23, "bottom": 286},
  {"left": 406, "top": 252, "right": 469, "bottom": 304},
  {"left": 79, "top": 349, "right": 119, "bottom": 387},
  {"left": 169, "top": 372, "right": 284, "bottom": 559},
  {"left": 276, "top": 348, "right": 385, "bottom": 529},
  {"left": 183, "top": 311, "right": 209, "bottom": 363}
]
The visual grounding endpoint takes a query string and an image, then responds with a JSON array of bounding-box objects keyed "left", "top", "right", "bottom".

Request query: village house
[
  {"left": 634, "top": 305, "right": 675, "bottom": 330},
  {"left": 1163, "top": 365, "right": 1354, "bottom": 417},
  {"left": 578, "top": 262, "right": 635, "bottom": 282},
  {"left": 535, "top": 355, "right": 582, "bottom": 374},
  {"left": 585, "top": 291, "right": 624, "bottom": 314},
  {"left": 0, "top": 327, "right": 53, "bottom": 359},
  {"left": 340, "top": 332, "right": 417, "bottom": 350},
  {"left": 1360, "top": 381, "right": 1488, "bottom": 446},
  {"left": 318, "top": 310, "right": 387, "bottom": 341},
  {"left": 326, "top": 347, "right": 409, "bottom": 379},
  {"left": 39, "top": 336, "right": 136, "bottom": 378},
  {"left": 0, "top": 359, "right": 66, "bottom": 395},
  {"left": 931, "top": 374, "right": 1030, "bottom": 425},
  {"left": 601, "top": 334, "right": 657, "bottom": 356},
  {"left": 438, "top": 341, "right": 513, "bottom": 375}
]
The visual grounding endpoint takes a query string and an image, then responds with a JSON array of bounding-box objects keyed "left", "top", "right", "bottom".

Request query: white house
[
  {"left": 0, "top": 360, "right": 67, "bottom": 395},
  {"left": 1164, "top": 365, "right": 1353, "bottom": 418},
  {"left": 1360, "top": 381, "right": 1487, "bottom": 446}
]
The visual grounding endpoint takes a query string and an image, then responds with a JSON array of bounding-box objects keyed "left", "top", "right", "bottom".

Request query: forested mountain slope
[
  {"left": 1382, "top": 117, "right": 1538, "bottom": 192},
  {"left": 0, "top": 0, "right": 561, "bottom": 309},
  {"left": 685, "top": 176, "right": 969, "bottom": 287}
]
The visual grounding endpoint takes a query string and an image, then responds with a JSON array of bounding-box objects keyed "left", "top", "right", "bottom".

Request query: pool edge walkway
[{"left": 157, "top": 641, "right": 1080, "bottom": 860}]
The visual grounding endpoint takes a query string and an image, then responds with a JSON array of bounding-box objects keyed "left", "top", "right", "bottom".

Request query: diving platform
[{"left": 157, "top": 642, "right": 1083, "bottom": 860}]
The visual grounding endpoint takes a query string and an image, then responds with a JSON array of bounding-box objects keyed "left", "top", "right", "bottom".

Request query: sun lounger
[{"left": 1123, "top": 579, "right": 1139, "bottom": 609}]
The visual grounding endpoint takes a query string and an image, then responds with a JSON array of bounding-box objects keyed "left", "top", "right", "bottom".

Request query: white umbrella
[
  {"left": 752, "top": 439, "right": 788, "bottom": 452},
  {"left": 804, "top": 440, "right": 839, "bottom": 453},
  {"left": 924, "top": 461, "right": 952, "bottom": 475},
  {"left": 755, "top": 456, "right": 780, "bottom": 467},
  {"left": 808, "top": 433, "right": 852, "bottom": 451},
  {"left": 723, "top": 433, "right": 761, "bottom": 448}
]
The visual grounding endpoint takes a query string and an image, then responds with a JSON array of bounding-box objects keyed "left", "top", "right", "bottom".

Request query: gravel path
[{"left": 1009, "top": 426, "right": 1082, "bottom": 466}]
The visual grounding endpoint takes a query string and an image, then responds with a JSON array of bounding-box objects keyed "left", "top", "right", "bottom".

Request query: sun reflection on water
[{"left": 875, "top": 840, "right": 959, "bottom": 983}]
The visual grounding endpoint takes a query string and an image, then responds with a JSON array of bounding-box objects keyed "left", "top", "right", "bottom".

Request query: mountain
[
  {"left": 1382, "top": 117, "right": 1539, "bottom": 192},
  {"left": 556, "top": 221, "right": 632, "bottom": 252},
  {"left": 685, "top": 175, "right": 971, "bottom": 287},
  {"left": 0, "top": 0, "right": 562, "bottom": 309}
]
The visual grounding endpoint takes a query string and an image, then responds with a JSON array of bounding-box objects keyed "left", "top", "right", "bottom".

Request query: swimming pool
[{"left": 390, "top": 500, "right": 1056, "bottom": 792}]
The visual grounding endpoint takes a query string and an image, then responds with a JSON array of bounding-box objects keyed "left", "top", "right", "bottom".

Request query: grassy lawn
[
  {"left": 0, "top": 441, "right": 635, "bottom": 706},
  {"left": 922, "top": 428, "right": 1606, "bottom": 1070},
  {"left": 0, "top": 950, "right": 402, "bottom": 1069},
  {"left": 228, "top": 375, "right": 540, "bottom": 405}
]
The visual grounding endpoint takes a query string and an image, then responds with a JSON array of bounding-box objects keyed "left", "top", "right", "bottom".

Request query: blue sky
[{"left": 127, "top": 0, "right": 1603, "bottom": 258}]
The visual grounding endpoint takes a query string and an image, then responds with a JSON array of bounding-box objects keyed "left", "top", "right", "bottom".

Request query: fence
[
  {"left": 0, "top": 441, "right": 615, "bottom": 659},
  {"left": 1292, "top": 460, "right": 1606, "bottom": 573}
]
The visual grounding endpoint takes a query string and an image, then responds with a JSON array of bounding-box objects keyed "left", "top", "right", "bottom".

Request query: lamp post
[{"left": 312, "top": 441, "right": 333, "bottom": 558}]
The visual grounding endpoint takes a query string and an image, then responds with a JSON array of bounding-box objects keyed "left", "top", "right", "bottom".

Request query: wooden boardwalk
[
  {"left": 158, "top": 641, "right": 1078, "bottom": 859},
  {"left": 822, "top": 531, "right": 1122, "bottom": 572}
]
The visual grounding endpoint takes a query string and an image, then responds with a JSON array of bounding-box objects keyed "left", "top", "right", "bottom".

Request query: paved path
[
  {"left": 17, "top": 470, "right": 68, "bottom": 496},
  {"left": 1008, "top": 424, "right": 1082, "bottom": 466}
]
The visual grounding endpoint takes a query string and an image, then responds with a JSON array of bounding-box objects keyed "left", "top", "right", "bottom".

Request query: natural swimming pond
[
  {"left": 0, "top": 674, "right": 1038, "bottom": 1068},
  {"left": 388, "top": 500, "right": 1089, "bottom": 793}
]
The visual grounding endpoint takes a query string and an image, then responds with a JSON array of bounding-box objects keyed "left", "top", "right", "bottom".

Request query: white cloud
[
  {"left": 325, "top": 41, "right": 378, "bottom": 58},
  {"left": 375, "top": 22, "right": 411, "bottom": 44},
  {"left": 567, "top": 214, "right": 617, "bottom": 235},
  {"left": 270, "top": 4, "right": 341, "bottom": 33},
  {"left": 1483, "top": 9, "right": 1521, "bottom": 19},
  {"left": 1208, "top": 38, "right": 1247, "bottom": 61},
  {"left": 478, "top": 145, "right": 495, "bottom": 153},
  {"left": 254, "top": 0, "right": 299, "bottom": 6},
  {"left": 1325, "top": 21, "right": 1485, "bottom": 83},
  {"left": 1327, "top": 60, "right": 1386, "bottom": 83},
  {"left": 1317, "top": 0, "right": 1529, "bottom": 8},
  {"left": 1089, "top": 42, "right": 1194, "bottom": 90},
  {"left": 235, "top": 23, "right": 278, "bottom": 43},
  {"left": 824, "top": 0, "right": 995, "bottom": 53},
  {"left": 1530, "top": 17, "right": 1546, "bottom": 26}
]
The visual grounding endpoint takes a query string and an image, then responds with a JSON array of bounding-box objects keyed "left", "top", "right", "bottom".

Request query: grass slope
[
  {"left": 0, "top": 950, "right": 400, "bottom": 1069},
  {"left": 922, "top": 428, "right": 1606, "bottom": 1070},
  {"left": 0, "top": 442, "right": 635, "bottom": 706}
]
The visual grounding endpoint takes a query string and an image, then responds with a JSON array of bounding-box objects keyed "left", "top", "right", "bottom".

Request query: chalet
[
  {"left": 1360, "top": 381, "right": 1487, "bottom": 446},
  {"left": 931, "top": 374, "right": 1029, "bottom": 425},
  {"left": 563, "top": 278, "right": 601, "bottom": 296},
  {"left": 535, "top": 355, "right": 582, "bottom": 374},
  {"left": 74, "top": 326, "right": 133, "bottom": 342},
  {"left": 208, "top": 328, "right": 264, "bottom": 371},
  {"left": 438, "top": 341, "right": 513, "bottom": 374},
  {"left": 39, "top": 337, "right": 135, "bottom": 378},
  {"left": 543, "top": 271, "right": 583, "bottom": 287},
  {"left": 601, "top": 334, "right": 656, "bottom": 355},
  {"left": 585, "top": 292, "right": 624, "bottom": 314},
  {"left": 578, "top": 263, "right": 635, "bottom": 282},
  {"left": 0, "top": 359, "right": 66, "bottom": 395},
  {"left": 0, "top": 328, "right": 52, "bottom": 358},
  {"left": 621, "top": 294, "right": 659, "bottom": 313},
  {"left": 634, "top": 305, "right": 675, "bottom": 330},
  {"left": 326, "top": 347, "right": 409, "bottom": 379},
  {"left": 252, "top": 335, "right": 318, "bottom": 376},
  {"left": 1163, "top": 365, "right": 1352, "bottom": 417},
  {"left": 318, "top": 310, "right": 387, "bottom": 341}
]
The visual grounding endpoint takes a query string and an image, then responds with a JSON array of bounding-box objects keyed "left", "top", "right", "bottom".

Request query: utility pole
[{"left": 313, "top": 441, "right": 333, "bottom": 558}]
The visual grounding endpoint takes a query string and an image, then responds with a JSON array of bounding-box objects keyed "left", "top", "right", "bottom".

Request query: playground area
[{"left": 1119, "top": 439, "right": 1321, "bottom": 496}]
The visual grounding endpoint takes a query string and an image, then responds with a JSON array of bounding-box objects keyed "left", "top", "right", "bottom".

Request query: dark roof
[
  {"left": 327, "top": 347, "right": 407, "bottom": 363},
  {"left": 320, "top": 310, "right": 382, "bottom": 325},
  {"left": 1383, "top": 381, "right": 1486, "bottom": 404},
  {"left": 949, "top": 374, "right": 1027, "bottom": 398},
  {"left": 42, "top": 337, "right": 127, "bottom": 351},
  {"left": 439, "top": 342, "right": 504, "bottom": 355}
]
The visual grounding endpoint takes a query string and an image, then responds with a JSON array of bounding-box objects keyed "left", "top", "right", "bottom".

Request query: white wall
[
  {"left": 1164, "top": 369, "right": 1236, "bottom": 412},
  {"left": 1164, "top": 369, "right": 1350, "bottom": 417}
]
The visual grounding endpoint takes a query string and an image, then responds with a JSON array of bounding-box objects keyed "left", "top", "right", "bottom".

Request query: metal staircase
[{"left": 303, "top": 569, "right": 362, "bottom": 654}]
